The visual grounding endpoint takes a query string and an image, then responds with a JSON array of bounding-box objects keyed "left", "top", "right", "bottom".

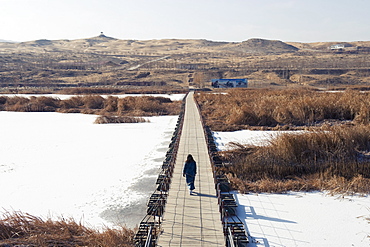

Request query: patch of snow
[
  {"left": 235, "top": 192, "right": 370, "bottom": 246},
  {"left": 0, "top": 112, "right": 178, "bottom": 228},
  {"left": 215, "top": 130, "right": 370, "bottom": 246},
  {"left": 213, "top": 130, "right": 300, "bottom": 150}
]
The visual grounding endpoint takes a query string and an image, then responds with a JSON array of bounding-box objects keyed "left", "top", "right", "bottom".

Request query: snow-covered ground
[
  {"left": 215, "top": 130, "right": 370, "bottom": 247},
  {"left": 0, "top": 111, "right": 179, "bottom": 229},
  {"left": 214, "top": 130, "right": 284, "bottom": 149},
  {"left": 235, "top": 192, "right": 369, "bottom": 247},
  {"left": 0, "top": 94, "right": 185, "bottom": 229},
  {"left": 1, "top": 104, "right": 369, "bottom": 245}
]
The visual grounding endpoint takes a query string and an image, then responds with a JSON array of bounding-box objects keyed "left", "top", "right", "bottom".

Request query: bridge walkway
[{"left": 157, "top": 91, "right": 224, "bottom": 246}]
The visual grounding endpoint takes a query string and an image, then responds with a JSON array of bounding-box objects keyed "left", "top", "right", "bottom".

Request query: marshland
[
  {"left": 196, "top": 89, "right": 370, "bottom": 194},
  {"left": 1, "top": 35, "right": 370, "bottom": 246},
  {"left": 1, "top": 88, "right": 369, "bottom": 246}
]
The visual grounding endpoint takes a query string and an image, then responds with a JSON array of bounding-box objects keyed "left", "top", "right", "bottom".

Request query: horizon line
[{"left": 1, "top": 34, "right": 370, "bottom": 44}]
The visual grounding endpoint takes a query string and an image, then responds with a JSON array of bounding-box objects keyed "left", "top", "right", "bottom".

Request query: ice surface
[
  {"left": 0, "top": 111, "right": 178, "bottom": 228},
  {"left": 1, "top": 107, "right": 369, "bottom": 245},
  {"left": 235, "top": 191, "right": 370, "bottom": 246},
  {"left": 214, "top": 130, "right": 370, "bottom": 246}
]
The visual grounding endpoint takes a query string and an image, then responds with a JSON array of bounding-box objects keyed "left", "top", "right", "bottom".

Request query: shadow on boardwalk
[{"left": 191, "top": 192, "right": 217, "bottom": 198}]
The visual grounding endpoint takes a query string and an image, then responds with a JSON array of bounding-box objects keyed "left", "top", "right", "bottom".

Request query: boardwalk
[{"left": 157, "top": 91, "right": 224, "bottom": 246}]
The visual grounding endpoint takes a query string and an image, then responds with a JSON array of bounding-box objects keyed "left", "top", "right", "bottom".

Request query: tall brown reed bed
[
  {"left": 0, "top": 211, "right": 135, "bottom": 247},
  {"left": 221, "top": 126, "right": 370, "bottom": 194},
  {"left": 0, "top": 95, "right": 182, "bottom": 117},
  {"left": 195, "top": 89, "right": 370, "bottom": 131}
]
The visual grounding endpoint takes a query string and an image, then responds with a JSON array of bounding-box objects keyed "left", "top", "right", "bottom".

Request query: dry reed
[
  {"left": 0, "top": 211, "right": 134, "bottom": 247},
  {"left": 221, "top": 125, "right": 370, "bottom": 194},
  {"left": 58, "top": 87, "right": 187, "bottom": 95},
  {"left": 196, "top": 89, "right": 370, "bottom": 131},
  {"left": 0, "top": 95, "right": 181, "bottom": 116},
  {"left": 94, "top": 115, "right": 148, "bottom": 124}
]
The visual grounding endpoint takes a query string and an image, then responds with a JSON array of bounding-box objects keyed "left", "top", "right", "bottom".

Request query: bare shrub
[
  {"left": 4, "top": 96, "right": 30, "bottom": 111},
  {"left": 117, "top": 97, "right": 134, "bottom": 112},
  {"left": 59, "top": 96, "right": 105, "bottom": 113},
  {"left": 0, "top": 96, "right": 7, "bottom": 105},
  {"left": 35, "top": 96, "right": 60, "bottom": 108},
  {"left": 104, "top": 96, "right": 118, "bottom": 112},
  {"left": 117, "top": 96, "right": 181, "bottom": 116},
  {"left": 135, "top": 96, "right": 166, "bottom": 113},
  {"left": 4, "top": 96, "right": 30, "bottom": 106},
  {"left": 59, "top": 96, "right": 85, "bottom": 109},
  {"left": 58, "top": 108, "right": 81, "bottom": 113},
  {"left": 4, "top": 96, "right": 60, "bottom": 112},
  {"left": 17, "top": 96, "right": 61, "bottom": 112},
  {"left": 82, "top": 95, "right": 105, "bottom": 109}
]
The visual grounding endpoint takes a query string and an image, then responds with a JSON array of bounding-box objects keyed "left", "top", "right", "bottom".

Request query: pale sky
[{"left": 1, "top": 0, "right": 370, "bottom": 43}]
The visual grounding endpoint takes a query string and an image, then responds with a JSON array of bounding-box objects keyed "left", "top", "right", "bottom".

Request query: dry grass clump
[
  {"left": 228, "top": 173, "right": 370, "bottom": 195},
  {"left": 222, "top": 125, "right": 370, "bottom": 194},
  {"left": 196, "top": 89, "right": 370, "bottom": 131},
  {"left": 116, "top": 96, "right": 175, "bottom": 116},
  {"left": 0, "top": 95, "right": 181, "bottom": 116},
  {"left": 0, "top": 211, "right": 134, "bottom": 247},
  {"left": 94, "top": 115, "right": 148, "bottom": 124},
  {"left": 58, "top": 87, "right": 187, "bottom": 95},
  {"left": 1, "top": 96, "right": 60, "bottom": 112}
]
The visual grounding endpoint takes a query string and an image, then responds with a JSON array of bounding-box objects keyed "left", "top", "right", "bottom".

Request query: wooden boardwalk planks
[{"left": 157, "top": 91, "right": 224, "bottom": 246}]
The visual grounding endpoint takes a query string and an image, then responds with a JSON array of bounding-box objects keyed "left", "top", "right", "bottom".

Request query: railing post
[
  {"left": 133, "top": 92, "right": 188, "bottom": 247},
  {"left": 228, "top": 227, "right": 236, "bottom": 247},
  {"left": 144, "top": 226, "right": 152, "bottom": 247}
]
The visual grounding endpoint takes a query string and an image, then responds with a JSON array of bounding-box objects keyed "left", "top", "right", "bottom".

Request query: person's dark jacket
[{"left": 183, "top": 161, "right": 197, "bottom": 177}]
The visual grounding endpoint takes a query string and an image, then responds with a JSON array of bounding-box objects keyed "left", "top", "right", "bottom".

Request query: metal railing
[
  {"left": 195, "top": 93, "right": 249, "bottom": 247},
  {"left": 133, "top": 94, "right": 187, "bottom": 247}
]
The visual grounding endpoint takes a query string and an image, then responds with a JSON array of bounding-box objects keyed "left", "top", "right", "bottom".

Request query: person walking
[{"left": 183, "top": 154, "right": 197, "bottom": 195}]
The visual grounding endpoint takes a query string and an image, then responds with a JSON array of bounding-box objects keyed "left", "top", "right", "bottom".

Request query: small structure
[
  {"left": 330, "top": 44, "right": 345, "bottom": 50},
  {"left": 211, "top": 78, "right": 248, "bottom": 88}
]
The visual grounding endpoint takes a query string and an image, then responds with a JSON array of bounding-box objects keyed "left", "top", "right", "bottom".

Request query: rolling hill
[{"left": 0, "top": 34, "right": 370, "bottom": 91}]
